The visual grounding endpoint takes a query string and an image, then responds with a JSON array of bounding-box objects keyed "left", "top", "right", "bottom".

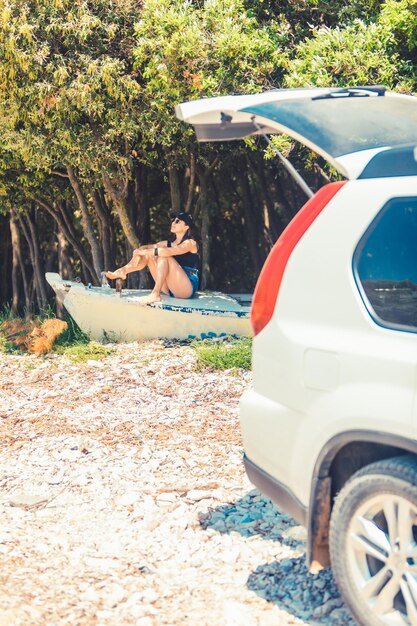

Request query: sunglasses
[{"left": 171, "top": 217, "right": 182, "bottom": 224}]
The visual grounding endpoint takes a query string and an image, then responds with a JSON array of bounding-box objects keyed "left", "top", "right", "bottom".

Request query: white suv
[{"left": 177, "top": 87, "right": 417, "bottom": 626}]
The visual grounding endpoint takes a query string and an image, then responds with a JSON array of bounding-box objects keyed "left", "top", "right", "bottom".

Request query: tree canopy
[{"left": 0, "top": 0, "right": 415, "bottom": 313}]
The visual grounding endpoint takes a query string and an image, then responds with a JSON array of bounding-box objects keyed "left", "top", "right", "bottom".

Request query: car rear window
[
  {"left": 243, "top": 97, "right": 417, "bottom": 158},
  {"left": 354, "top": 197, "right": 417, "bottom": 331}
]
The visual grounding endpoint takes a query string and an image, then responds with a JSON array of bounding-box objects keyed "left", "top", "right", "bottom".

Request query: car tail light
[{"left": 251, "top": 181, "right": 346, "bottom": 336}]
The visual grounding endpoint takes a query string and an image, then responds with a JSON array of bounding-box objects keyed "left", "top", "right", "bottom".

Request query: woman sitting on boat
[{"left": 105, "top": 212, "right": 200, "bottom": 305}]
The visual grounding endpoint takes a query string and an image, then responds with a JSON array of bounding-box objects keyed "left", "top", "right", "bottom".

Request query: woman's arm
[
  {"left": 156, "top": 239, "right": 197, "bottom": 257},
  {"left": 134, "top": 240, "right": 169, "bottom": 253},
  {"left": 138, "top": 239, "right": 196, "bottom": 258}
]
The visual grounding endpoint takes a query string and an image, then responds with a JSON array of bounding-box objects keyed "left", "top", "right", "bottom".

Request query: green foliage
[
  {"left": 193, "top": 336, "right": 252, "bottom": 371},
  {"left": 380, "top": 0, "right": 417, "bottom": 57},
  {"left": 0, "top": 306, "right": 22, "bottom": 353},
  {"left": 51, "top": 314, "right": 115, "bottom": 361},
  {"left": 0, "top": 332, "right": 12, "bottom": 353},
  {"left": 244, "top": 0, "right": 384, "bottom": 34},
  {"left": 264, "top": 134, "right": 294, "bottom": 160},
  {"left": 285, "top": 1, "right": 417, "bottom": 91},
  {"left": 0, "top": 0, "right": 285, "bottom": 179},
  {"left": 52, "top": 314, "right": 90, "bottom": 348},
  {"left": 133, "top": 0, "right": 286, "bottom": 161},
  {"left": 0, "top": 0, "right": 288, "bottom": 291},
  {"left": 0, "top": 0, "right": 143, "bottom": 179},
  {"left": 378, "top": 0, "right": 417, "bottom": 90},
  {"left": 1, "top": 0, "right": 417, "bottom": 308},
  {"left": 0, "top": 303, "right": 12, "bottom": 325},
  {"left": 53, "top": 340, "right": 113, "bottom": 362},
  {"left": 285, "top": 21, "right": 401, "bottom": 89}
]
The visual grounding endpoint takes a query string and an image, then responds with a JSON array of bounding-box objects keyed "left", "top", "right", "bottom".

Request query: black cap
[{"left": 169, "top": 211, "right": 194, "bottom": 228}]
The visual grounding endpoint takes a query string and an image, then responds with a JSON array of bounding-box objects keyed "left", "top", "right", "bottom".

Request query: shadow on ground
[
  {"left": 248, "top": 556, "right": 356, "bottom": 625},
  {"left": 199, "top": 489, "right": 356, "bottom": 625},
  {"left": 198, "top": 488, "right": 303, "bottom": 547}
]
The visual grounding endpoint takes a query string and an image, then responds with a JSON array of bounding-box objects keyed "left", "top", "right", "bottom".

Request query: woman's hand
[
  {"left": 133, "top": 241, "right": 168, "bottom": 256},
  {"left": 133, "top": 246, "right": 152, "bottom": 256}
]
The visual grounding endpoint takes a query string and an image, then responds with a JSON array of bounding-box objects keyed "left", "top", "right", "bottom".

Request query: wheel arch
[{"left": 307, "top": 430, "right": 417, "bottom": 572}]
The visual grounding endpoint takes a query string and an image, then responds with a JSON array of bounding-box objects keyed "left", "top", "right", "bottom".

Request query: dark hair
[
  {"left": 180, "top": 222, "right": 200, "bottom": 247},
  {"left": 169, "top": 212, "right": 200, "bottom": 247}
]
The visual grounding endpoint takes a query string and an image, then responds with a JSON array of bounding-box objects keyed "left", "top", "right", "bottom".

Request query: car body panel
[
  {"left": 175, "top": 88, "right": 417, "bottom": 179},
  {"left": 178, "top": 87, "right": 417, "bottom": 616},
  {"left": 240, "top": 177, "right": 417, "bottom": 506}
]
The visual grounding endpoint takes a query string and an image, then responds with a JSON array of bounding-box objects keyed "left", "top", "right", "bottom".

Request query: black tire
[{"left": 329, "top": 455, "right": 417, "bottom": 626}]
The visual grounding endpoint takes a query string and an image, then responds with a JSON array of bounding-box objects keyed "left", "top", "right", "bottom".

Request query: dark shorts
[{"left": 169, "top": 266, "right": 199, "bottom": 298}]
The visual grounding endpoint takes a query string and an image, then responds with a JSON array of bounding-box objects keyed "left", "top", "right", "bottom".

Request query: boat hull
[{"left": 46, "top": 273, "right": 252, "bottom": 342}]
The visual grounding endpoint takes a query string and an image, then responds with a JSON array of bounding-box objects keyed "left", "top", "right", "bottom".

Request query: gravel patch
[{"left": 0, "top": 341, "right": 356, "bottom": 625}]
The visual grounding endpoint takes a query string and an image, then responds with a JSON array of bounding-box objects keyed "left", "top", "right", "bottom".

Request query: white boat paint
[{"left": 46, "top": 273, "right": 252, "bottom": 342}]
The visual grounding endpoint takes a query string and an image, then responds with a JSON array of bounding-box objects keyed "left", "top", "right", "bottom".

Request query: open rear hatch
[{"left": 175, "top": 87, "right": 417, "bottom": 179}]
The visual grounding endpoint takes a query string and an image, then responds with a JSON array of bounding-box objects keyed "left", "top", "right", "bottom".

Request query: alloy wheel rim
[{"left": 347, "top": 494, "right": 417, "bottom": 625}]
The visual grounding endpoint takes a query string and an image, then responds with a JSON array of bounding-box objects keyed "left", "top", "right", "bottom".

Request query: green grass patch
[
  {"left": 54, "top": 340, "right": 113, "bottom": 363},
  {"left": 0, "top": 332, "right": 13, "bottom": 354},
  {"left": 0, "top": 304, "right": 12, "bottom": 326},
  {"left": 0, "top": 306, "right": 22, "bottom": 354},
  {"left": 52, "top": 314, "right": 90, "bottom": 348},
  {"left": 52, "top": 316, "right": 113, "bottom": 361},
  {"left": 192, "top": 336, "right": 252, "bottom": 371}
]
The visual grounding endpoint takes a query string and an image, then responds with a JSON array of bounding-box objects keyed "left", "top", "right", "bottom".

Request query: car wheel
[{"left": 329, "top": 455, "right": 417, "bottom": 626}]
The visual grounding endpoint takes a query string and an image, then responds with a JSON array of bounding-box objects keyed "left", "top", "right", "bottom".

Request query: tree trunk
[
  {"left": 102, "top": 172, "right": 140, "bottom": 249},
  {"left": 248, "top": 154, "right": 286, "bottom": 244},
  {"left": 168, "top": 159, "right": 182, "bottom": 212},
  {"left": 133, "top": 164, "right": 152, "bottom": 289},
  {"left": 27, "top": 207, "right": 49, "bottom": 309},
  {"left": 57, "top": 199, "right": 79, "bottom": 240},
  {"left": 98, "top": 189, "right": 117, "bottom": 262},
  {"left": 0, "top": 213, "right": 12, "bottom": 309},
  {"left": 133, "top": 165, "right": 150, "bottom": 243},
  {"left": 12, "top": 212, "right": 31, "bottom": 314},
  {"left": 92, "top": 188, "right": 114, "bottom": 271},
  {"left": 55, "top": 227, "right": 73, "bottom": 317},
  {"left": 57, "top": 227, "right": 73, "bottom": 280},
  {"left": 197, "top": 158, "right": 219, "bottom": 290},
  {"left": 197, "top": 168, "right": 211, "bottom": 290},
  {"left": 184, "top": 150, "right": 196, "bottom": 214},
  {"left": 67, "top": 165, "right": 103, "bottom": 282},
  {"left": 35, "top": 197, "right": 97, "bottom": 281},
  {"left": 80, "top": 261, "right": 95, "bottom": 285},
  {"left": 44, "top": 222, "right": 58, "bottom": 273},
  {"left": 17, "top": 207, "right": 48, "bottom": 310},
  {"left": 9, "top": 210, "right": 21, "bottom": 315},
  {"left": 237, "top": 165, "right": 264, "bottom": 274}
]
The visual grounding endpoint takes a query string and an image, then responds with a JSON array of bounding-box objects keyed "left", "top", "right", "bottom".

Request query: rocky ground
[{"left": 0, "top": 341, "right": 356, "bottom": 626}]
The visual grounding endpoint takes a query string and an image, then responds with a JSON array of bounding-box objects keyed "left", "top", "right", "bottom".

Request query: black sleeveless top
[{"left": 167, "top": 240, "right": 199, "bottom": 271}]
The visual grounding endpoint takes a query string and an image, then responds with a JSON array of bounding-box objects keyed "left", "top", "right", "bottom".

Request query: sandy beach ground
[{"left": 0, "top": 341, "right": 354, "bottom": 626}]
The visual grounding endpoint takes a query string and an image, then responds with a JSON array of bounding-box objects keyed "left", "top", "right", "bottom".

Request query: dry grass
[{"left": 1, "top": 318, "right": 68, "bottom": 356}]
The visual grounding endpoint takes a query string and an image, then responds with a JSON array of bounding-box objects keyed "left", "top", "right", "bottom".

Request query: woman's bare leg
[
  {"left": 146, "top": 257, "right": 169, "bottom": 295},
  {"left": 138, "top": 258, "right": 170, "bottom": 304},
  {"left": 138, "top": 257, "right": 193, "bottom": 304},
  {"left": 165, "top": 259, "right": 194, "bottom": 298},
  {"left": 106, "top": 251, "right": 148, "bottom": 280}
]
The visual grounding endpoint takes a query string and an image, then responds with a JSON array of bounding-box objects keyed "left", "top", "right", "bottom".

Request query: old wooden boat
[{"left": 46, "top": 273, "right": 252, "bottom": 342}]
